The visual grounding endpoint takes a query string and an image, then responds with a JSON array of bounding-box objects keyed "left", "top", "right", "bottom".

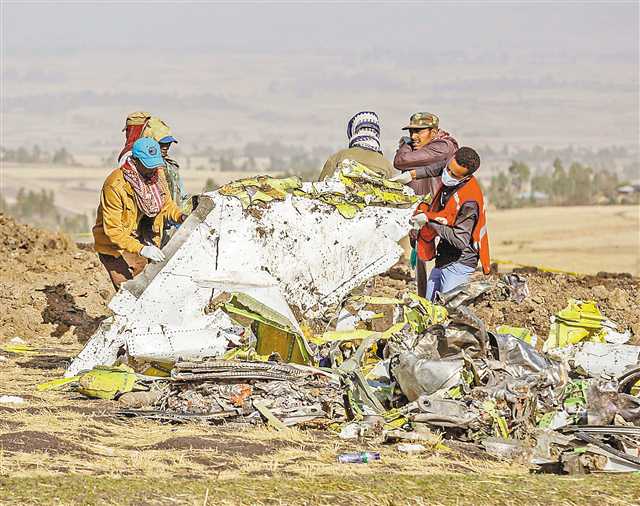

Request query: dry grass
[
  {"left": 2, "top": 338, "right": 640, "bottom": 504},
  {"left": 489, "top": 205, "right": 640, "bottom": 276}
]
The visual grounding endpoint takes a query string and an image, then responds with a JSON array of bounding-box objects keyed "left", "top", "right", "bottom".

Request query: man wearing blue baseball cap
[
  {"left": 93, "top": 137, "right": 188, "bottom": 290},
  {"left": 141, "top": 117, "right": 189, "bottom": 214}
]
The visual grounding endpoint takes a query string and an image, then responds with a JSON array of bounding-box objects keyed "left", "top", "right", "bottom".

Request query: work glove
[
  {"left": 410, "top": 213, "right": 428, "bottom": 229},
  {"left": 390, "top": 171, "right": 413, "bottom": 185},
  {"left": 140, "top": 245, "right": 166, "bottom": 263}
]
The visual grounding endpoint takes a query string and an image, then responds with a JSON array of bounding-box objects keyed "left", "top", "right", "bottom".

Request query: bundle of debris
[{"left": 40, "top": 164, "right": 640, "bottom": 474}]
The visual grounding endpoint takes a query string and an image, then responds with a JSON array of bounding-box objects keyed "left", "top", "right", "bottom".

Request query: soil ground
[{"left": 1, "top": 214, "right": 639, "bottom": 505}]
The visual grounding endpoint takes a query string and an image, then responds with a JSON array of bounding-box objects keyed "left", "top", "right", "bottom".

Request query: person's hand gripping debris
[
  {"left": 390, "top": 171, "right": 414, "bottom": 185},
  {"left": 410, "top": 212, "right": 428, "bottom": 230},
  {"left": 140, "top": 245, "right": 166, "bottom": 263},
  {"left": 408, "top": 212, "right": 428, "bottom": 241}
]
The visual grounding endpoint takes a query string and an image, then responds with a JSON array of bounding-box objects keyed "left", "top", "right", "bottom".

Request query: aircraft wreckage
[
  {"left": 57, "top": 161, "right": 640, "bottom": 474},
  {"left": 67, "top": 161, "right": 421, "bottom": 376}
]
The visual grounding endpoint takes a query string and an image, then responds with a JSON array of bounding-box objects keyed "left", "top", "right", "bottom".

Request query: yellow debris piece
[
  {"left": 496, "top": 325, "right": 537, "bottom": 347},
  {"left": 544, "top": 299, "right": 607, "bottom": 351},
  {"left": 314, "top": 329, "right": 380, "bottom": 345},
  {"left": 351, "top": 295, "right": 404, "bottom": 305},
  {"left": 139, "top": 364, "right": 172, "bottom": 377},
  {"left": 406, "top": 293, "right": 448, "bottom": 325},
  {"left": 37, "top": 376, "right": 80, "bottom": 392},
  {"left": 337, "top": 159, "right": 422, "bottom": 212},
  {"left": 223, "top": 346, "right": 270, "bottom": 362},
  {"left": 255, "top": 322, "right": 310, "bottom": 365},
  {"left": 77, "top": 364, "right": 139, "bottom": 400},
  {"left": 218, "top": 176, "right": 302, "bottom": 209},
  {"left": 37, "top": 365, "right": 141, "bottom": 399},
  {"left": 1, "top": 344, "right": 37, "bottom": 355},
  {"left": 482, "top": 400, "right": 510, "bottom": 439},
  {"left": 223, "top": 292, "right": 312, "bottom": 364},
  {"left": 380, "top": 322, "right": 407, "bottom": 340}
]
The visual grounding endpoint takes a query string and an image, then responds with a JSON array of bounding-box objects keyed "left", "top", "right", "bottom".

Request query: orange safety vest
[{"left": 414, "top": 176, "right": 490, "bottom": 274}]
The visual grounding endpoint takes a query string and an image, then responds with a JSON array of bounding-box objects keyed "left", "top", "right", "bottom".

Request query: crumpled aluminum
[
  {"left": 502, "top": 273, "right": 530, "bottom": 304},
  {"left": 490, "top": 332, "right": 567, "bottom": 383},
  {"left": 385, "top": 324, "right": 440, "bottom": 360},
  {"left": 437, "top": 323, "right": 483, "bottom": 358},
  {"left": 617, "top": 366, "right": 640, "bottom": 395},
  {"left": 410, "top": 396, "right": 479, "bottom": 428},
  {"left": 391, "top": 352, "right": 464, "bottom": 401},
  {"left": 446, "top": 305, "right": 488, "bottom": 355},
  {"left": 586, "top": 380, "right": 640, "bottom": 425},
  {"left": 435, "top": 281, "right": 493, "bottom": 309}
]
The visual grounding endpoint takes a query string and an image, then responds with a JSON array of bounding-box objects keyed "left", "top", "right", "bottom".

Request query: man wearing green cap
[
  {"left": 118, "top": 113, "right": 190, "bottom": 215},
  {"left": 392, "top": 112, "right": 459, "bottom": 297},
  {"left": 141, "top": 117, "right": 190, "bottom": 214}
]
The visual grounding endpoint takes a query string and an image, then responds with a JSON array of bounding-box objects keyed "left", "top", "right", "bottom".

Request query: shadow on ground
[{"left": 40, "top": 283, "right": 107, "bottom": 342}]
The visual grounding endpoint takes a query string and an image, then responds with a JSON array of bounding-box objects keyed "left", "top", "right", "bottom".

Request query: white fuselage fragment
[
  {"left": 551, "top": 342, "right": 640, "bottom": 378},
  {"left": 67, "top": 191, "right": 415, "bottom": 376}
]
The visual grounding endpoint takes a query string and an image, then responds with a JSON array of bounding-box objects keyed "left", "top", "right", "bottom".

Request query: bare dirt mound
[
  {"left": 0, "top": 214, "right": 112, "bottom": 342},
  {"left": 375, "top": 263, "right": 640, "bottom": 344},
  {"left": 470, "top": 269, "right": 640, "bottom": 342}
]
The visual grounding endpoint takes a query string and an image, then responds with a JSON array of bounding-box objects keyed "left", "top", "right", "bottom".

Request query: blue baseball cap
[
  {"left": 132, "top": 137, "right": 165, "bottom": 168},
  {"left": 159, "top": 135, "right": 178, "bottom": 144}
]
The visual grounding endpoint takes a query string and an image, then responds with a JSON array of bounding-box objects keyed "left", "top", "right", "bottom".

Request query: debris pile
[
  {"left": 154, "top": 360, "right": 343, "bottom": 427},
  {"left": 24, "top": 165, "right": 640, "bottom": 474}
]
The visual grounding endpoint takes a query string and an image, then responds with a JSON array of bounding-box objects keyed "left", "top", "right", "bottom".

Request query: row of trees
[
  {"left": 192, "top": 153, "right": 323, "bottom": 174},
  {"left": 1, "top": 145, "right": 78, "bottom": 165},
  {"left": 0, "top": 188, "right": 89, "bottom": 233},
  {"left": 487, "top": 159, "right": 629, "bottom": 209}
]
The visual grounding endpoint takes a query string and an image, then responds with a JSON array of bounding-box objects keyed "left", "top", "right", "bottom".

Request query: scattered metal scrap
[{"left": 42, "top": 167, "right": 639, "bottom": 474}]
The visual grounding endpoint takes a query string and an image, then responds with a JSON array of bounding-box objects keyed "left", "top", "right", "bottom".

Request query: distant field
[
  {"left": 489, "top": 205, "right": 639, "bottom": 276},
  {"left": 2, "top": 165, "right": 638, "bottom": 275},
  {"left": 1, "top": 164, "right": 283, "bottom": 216}
]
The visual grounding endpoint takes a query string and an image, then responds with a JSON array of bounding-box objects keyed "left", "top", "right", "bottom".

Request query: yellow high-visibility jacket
[{"left": 93, "top": 168, "right": 183, "bottom": 257}]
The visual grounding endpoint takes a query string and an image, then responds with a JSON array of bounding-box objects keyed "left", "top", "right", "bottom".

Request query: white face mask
[{"left": 441, "top": 167, "right": 463, "bottom": 187}]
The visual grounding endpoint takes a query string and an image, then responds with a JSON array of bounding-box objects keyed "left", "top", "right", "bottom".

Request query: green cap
[{"left": 402, "top": 112, "right": 439, "bottom": 130}]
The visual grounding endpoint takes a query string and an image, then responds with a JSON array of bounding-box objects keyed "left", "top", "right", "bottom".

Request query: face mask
[{"left": 441, "top": 167, "right": 463, "bottom": 187}]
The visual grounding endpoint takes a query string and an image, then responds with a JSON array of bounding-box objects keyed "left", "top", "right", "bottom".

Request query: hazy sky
[
  {"left": 4, "top": 2, "right": 637, "bottom": 55},
  {"left": 2, "top": 1, "right": 639, "bottom": 153}
]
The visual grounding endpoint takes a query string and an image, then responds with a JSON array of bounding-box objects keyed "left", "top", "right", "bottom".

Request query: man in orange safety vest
[{"left": 397, "top": 146, "right": 490, "bottom": 301}]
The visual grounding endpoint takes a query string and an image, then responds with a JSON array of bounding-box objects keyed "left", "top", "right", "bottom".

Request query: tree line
[
  {"left": 0, "top": 189, "right": 88, "bottom": 234},
  {"left": 487, "top": 159, "right": 635, "bottom": 209},
  {"left": 1, "top": 145, "right": 78, "bottom": 165}
]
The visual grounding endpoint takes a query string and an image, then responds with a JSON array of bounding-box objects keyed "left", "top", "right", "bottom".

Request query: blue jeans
[{"left": 426, "top": 263, "right": 476, "bottom": 301}]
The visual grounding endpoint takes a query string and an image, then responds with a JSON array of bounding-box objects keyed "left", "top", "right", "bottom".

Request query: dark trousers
[{"left": 416, "top": 258, "right": 428, "bottom": 299}]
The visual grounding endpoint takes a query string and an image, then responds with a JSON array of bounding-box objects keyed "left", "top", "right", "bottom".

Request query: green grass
[{"left": 1, "top": 473, "right": 639, "bottom": 506}]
